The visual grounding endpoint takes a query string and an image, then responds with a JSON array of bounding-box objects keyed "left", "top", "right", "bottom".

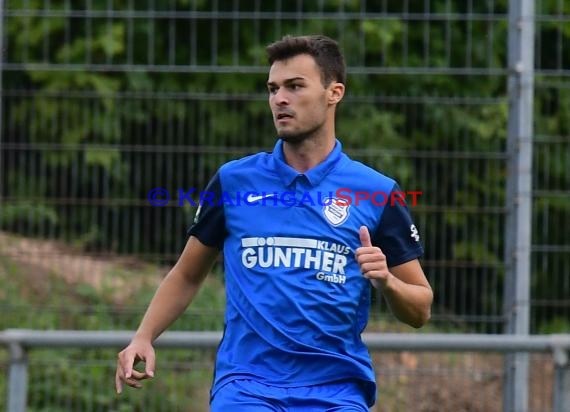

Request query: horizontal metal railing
[{"left": 1, "top": 329, "right": 569, "bottom": 412}]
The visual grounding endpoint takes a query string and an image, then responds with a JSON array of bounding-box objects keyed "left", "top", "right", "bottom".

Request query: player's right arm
[{"left": 115, "top": 235, "right": 219, "bottom": 393}]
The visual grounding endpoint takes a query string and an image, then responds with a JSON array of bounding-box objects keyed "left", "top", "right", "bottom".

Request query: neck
[{"left": 282, "top": 134, "right": 336, "bottom": 173}]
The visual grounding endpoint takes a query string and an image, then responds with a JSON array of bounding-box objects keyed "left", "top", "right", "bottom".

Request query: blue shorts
[{"left": 210, "top": 379, "right": 370, "bottom": 411}]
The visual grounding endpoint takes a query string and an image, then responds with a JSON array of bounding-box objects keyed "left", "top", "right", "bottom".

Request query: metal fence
[
  {"left": 0, "top": 0, "right": 569, "bottom": 411},
  {"left": 1, "top": 330, "right": 570, "bottom": 412}
]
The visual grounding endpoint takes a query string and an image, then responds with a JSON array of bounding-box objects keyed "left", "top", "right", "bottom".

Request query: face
[{"left": 267, "top": 54, "right": 332, "bottom": 143}]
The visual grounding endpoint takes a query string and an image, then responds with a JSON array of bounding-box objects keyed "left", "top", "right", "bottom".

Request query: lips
[
  {"left": 276, "top": 113, "right": 294, "bottom": 124},
  {"left": 276, "top": 111, "right": 294, "bottom": 120}
]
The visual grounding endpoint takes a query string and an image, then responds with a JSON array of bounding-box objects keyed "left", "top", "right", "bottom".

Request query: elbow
[
  {"left": 410, "top": 308, "right": 431, "bottom": 329},
  {"left": 411, "top": 288, "right": 434, "bottom": 328},
  {"left": 397, "top": 306, "right": 431, "bottom": 329},
  {"left": 408, "top": 293, "right": 433, "bottom": 328},
  {"left": 391, "top": 285, "right": 434, "bottom": 328}
]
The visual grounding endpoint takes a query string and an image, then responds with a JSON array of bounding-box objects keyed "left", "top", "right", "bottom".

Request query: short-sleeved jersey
[{"left": 188, "top": 139, "right": 423, "bottom": 407}]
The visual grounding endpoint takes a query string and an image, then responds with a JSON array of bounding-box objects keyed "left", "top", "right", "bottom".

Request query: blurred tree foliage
[{"left": 1, "top": 0, "right": 569, "bottom": 332}]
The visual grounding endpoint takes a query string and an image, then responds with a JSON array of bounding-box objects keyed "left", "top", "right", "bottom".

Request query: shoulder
[
  {"left": 219, "top": 151, "right": 271, "bottom": 175},
  {"left": 340, "top": 156, "right": 397, "bottom": 191}
]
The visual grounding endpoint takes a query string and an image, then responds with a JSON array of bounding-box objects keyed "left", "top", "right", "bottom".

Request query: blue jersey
[{"left": 188, "top": 139, "right": 423, "bottom": 407}]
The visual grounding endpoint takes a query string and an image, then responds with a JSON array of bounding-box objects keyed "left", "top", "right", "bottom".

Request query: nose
[{"left": 271, "top": 88, "right": 289, "bottom": 106}]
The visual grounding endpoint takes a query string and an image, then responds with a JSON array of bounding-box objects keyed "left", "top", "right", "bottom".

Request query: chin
[
  {"left": 279, "top": 134, "right": 307, "bottom": 144},
  {"left": 278, "top": 129, "right": 314, "bottom": 144}
]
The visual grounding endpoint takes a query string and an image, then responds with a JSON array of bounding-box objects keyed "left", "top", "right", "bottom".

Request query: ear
[{"left": 327, "top": 82, "right": 345, "bottom": 105}]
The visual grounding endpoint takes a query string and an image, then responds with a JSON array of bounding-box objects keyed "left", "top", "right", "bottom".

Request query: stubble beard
[
  {"left": 279, "top": 132, "right": 310, "bottom": 145},
  {"left": 277, "top": 120, "right": 324, "bottom": 146}
]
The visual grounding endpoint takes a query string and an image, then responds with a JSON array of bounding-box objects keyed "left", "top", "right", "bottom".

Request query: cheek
[{"left": 311, "top": 97, "right": 328, "bottom": 116}]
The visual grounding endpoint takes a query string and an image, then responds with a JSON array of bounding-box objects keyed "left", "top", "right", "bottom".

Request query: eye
[{"left": 268, "top": 86, "right": 278, "bottom": 94}]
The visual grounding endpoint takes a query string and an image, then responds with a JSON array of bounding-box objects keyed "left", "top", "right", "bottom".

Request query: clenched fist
[{"left": 355, "top": 226, "right": 393, "bottom": 289}]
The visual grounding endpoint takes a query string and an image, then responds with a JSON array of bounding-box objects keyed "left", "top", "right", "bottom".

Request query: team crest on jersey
[{"left": 322, "top": 197, "right": 350, "bottom": 226}]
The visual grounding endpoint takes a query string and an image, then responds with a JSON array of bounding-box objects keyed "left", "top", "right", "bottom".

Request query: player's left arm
[
  {"left": 357, "top": 182, "right": 433, "bottom": 328},
  {"left": 377, "top": 258, "right": 432, "bottom": 328},
  {"left": 357, "top": 226, "right": 433, "bottom": 328}
]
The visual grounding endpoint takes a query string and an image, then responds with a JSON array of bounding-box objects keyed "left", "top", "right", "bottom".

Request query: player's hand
[
  {"left": 355, "top": 226, "right": 392, "bottom": 288},
  {"left": 115, "top": 337, "right": 155, "bottom": 394}
]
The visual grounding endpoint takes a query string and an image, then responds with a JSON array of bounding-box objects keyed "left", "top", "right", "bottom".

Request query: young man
[{"left": 115, "top": 35, "right": 433, "bottom": 411}]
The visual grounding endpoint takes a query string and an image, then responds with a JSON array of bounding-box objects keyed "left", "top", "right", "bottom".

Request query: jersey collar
[{"left": 270, "top": 138, "right": 344, "bottom": 187}]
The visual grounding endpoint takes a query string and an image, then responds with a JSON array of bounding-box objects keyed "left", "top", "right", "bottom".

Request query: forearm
[
  {"left": 373, "top": 274, "right": 433, "bottom": 328},
  {"left": 134, "top": 269, "right": 203, "bottom": 342}
]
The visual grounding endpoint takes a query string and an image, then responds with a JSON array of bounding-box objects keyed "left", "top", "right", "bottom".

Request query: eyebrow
[{"left": 267, "top": 77, "right": 306, "bottom": 87}]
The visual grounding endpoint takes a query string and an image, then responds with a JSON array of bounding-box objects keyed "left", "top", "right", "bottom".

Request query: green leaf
[{"left": 85, "top": 148, "right": 120, "bottom": 170}]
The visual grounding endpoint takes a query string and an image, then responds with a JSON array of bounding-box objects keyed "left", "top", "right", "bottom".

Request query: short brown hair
[{"left": 266, "top": 35, "right": 346, "bottom": 86}]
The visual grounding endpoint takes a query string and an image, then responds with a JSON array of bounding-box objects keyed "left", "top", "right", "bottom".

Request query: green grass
[
  {"left": 0, "top": 247, "right": 224, "bottom": 412},
  {"left": 0, "top": 249, "right": 226, "bottom": 331}
]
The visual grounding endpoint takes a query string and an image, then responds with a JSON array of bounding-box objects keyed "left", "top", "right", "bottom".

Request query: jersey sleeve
[
  {"left": 371, "top": 183, "right": 424, "bottom": 267},
  {"left": 187, "top": 172, "right": 227, "bottom": 249}
]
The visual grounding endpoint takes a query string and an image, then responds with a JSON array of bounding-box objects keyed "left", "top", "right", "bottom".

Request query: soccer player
[{"left": 115, "top": 34, "right": 433, "bottom": 411}]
